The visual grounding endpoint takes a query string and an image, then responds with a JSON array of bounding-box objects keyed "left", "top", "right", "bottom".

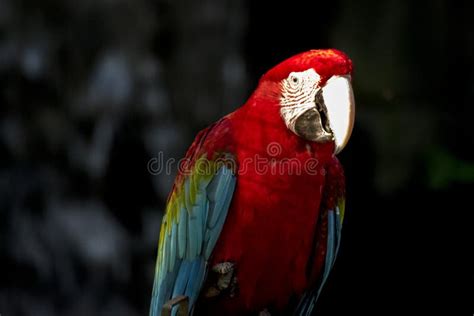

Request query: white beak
[{"left": 321, "top": 75, "right": 355, "bottom": 154}]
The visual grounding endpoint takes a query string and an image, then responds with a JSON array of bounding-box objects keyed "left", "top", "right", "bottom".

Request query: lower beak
[{"left": 321, "top": 75, "right": 355, "bottom": 154}]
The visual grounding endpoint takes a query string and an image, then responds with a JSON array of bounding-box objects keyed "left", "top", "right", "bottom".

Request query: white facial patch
[{"left": 280, "top": 69, "right": 321, "bottom": 134}]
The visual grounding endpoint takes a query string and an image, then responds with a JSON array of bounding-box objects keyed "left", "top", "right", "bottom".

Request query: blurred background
[{"left": 0, "top": 0, "right": 472, "bottom": 315}]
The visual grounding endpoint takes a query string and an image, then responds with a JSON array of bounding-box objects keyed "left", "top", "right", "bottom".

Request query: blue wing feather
[
  {"left": 187, "top": 211, "right": 198, "bottom": 259},
  {"left": 184, "top": 177, "right": 192, "bottom": 212},
  {"left": 295, "top": 156, "right": 346, "bottom": 316},
  {"left": 149, "top": 163, "right": 236, "bottom": 316},
  {"left": 324, "top": 210, "right": 336, "bottom": 276},
  {"left": 184, "top": 258, "right": 205, "bottom": 300},
  {"left": 295, "top": 207, "right": 343, "bottom": 316},
  {"left": 172, "top": 260, "right": 191, "bottom": 298},
  {"left": 178, "top": 207, "right": 187, "bottom": 259},
  {"left": 169, "top": 221, "right": 178, "bottom": 272},
  {"left": 334, "top": 206, "right": 343, "bottom": 258},
  {"left": 204, "top": 177, "right": 235, "bottom": 259},
  {"left": 204, "top": 167, "right": 236, "bottom": 259},
  {"left": 207, "top": 167, "right": 232, "bottom": 228}
]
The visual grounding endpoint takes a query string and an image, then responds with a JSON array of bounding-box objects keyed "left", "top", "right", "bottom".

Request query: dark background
[{"left": 1, "top": 0, "right": 472, "bottom": 315}]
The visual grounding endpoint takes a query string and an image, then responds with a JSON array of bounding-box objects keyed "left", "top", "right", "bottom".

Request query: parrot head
[{"left": 257, "top": 49, "right": 355, "bottom": 154}]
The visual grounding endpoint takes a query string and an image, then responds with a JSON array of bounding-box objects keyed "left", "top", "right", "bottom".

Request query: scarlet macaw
[{"left": 150, "top": 49, "right": 355, "bottom": 315}]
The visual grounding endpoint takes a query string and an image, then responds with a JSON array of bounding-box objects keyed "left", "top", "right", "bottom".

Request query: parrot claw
[
  {"left": 258, "top": 308, "right": 271, "bottom": 316},
  {"left": 161, "top": 295, "right": 189, "bottom": 316},
  {"left": 212, "top": 261, "right": 234, "bottom": 274},
  {"left": 204, "top": 262, "right": 238, "bottom": 298}
]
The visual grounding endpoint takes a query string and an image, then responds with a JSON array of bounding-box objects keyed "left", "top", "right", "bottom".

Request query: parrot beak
[{"left": 321, "top": 75, "right": 355, "bottom": 154}]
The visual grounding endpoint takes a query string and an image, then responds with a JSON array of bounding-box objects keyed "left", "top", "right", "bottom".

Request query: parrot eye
[{"left": 288, "top": 73, "right": 301, "bottom": 87}]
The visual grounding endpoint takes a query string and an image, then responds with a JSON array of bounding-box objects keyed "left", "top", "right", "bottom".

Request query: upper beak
[{"left": 321, "top": 75, "right": 355, "bottom": 154}]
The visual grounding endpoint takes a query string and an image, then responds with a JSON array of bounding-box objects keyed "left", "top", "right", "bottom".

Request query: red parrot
[{"left": 150, "top": 49, "right": 355, "bottom": 316}]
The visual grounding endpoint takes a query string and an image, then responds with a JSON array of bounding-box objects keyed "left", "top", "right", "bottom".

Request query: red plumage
[{"left": 186, "top": 49, "right": 352, "bottom": 314}]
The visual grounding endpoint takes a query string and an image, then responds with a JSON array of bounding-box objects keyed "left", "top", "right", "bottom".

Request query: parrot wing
[
  {"left": 149, "top": 124, "right": 237, "bottom": 316},
  {"left": 295, "top": 157, "right": 346, "bottom": 316}
]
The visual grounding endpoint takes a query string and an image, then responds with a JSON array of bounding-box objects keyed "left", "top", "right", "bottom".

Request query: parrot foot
[
  {"left": 212, "top": 262, "right": 234, "bottom": 290},
  {"left": 212, "top": 261, "right": 234, "bottom": 274},
  {"left": 161, "top": 295, "right": 189, "bottom": 316},
  {"left": 258, "top": 308, "right": 271, "bottom": 316},
  {"left": 204, "top": 262, "right": 238, "bottom": 298}
]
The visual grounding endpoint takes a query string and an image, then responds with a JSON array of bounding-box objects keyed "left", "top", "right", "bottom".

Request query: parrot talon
[
  {"left": 204, "top": 285, "right": 221, "bottom": 298},
  {"left": 204, "top": 262, "right": 238, "bottom": 298},
  {"left": 229, "top": 276, "right": 238, "bottom": 297},
  {"left": 161, "top": 295, "right": 189, "bottom": 316},
  {"left": 258, "top": 308, "right": 271, "bottom": 316},
  {"left": 213, "top": 262, "right": 235, "bottom": 290},
  {"left": 212, "top": 261, "right": 234, "bottom": 274}
]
